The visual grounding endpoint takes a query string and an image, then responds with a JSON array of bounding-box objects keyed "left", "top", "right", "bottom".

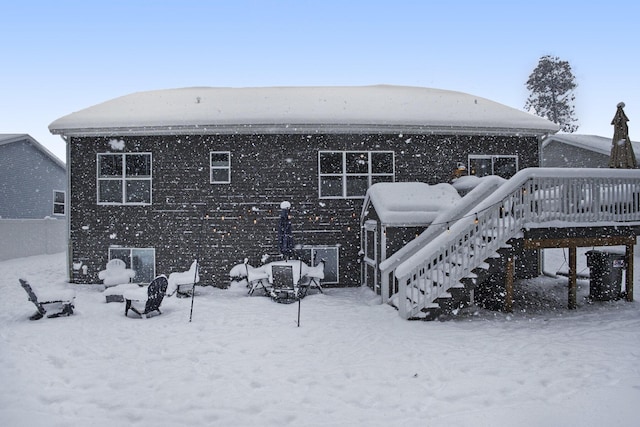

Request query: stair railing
[{"left": 393, "top": 168, "right": 640, "bottom": 319}]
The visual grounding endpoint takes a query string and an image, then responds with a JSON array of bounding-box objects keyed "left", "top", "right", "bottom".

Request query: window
[
  {"left": 319, "top": 151, "right": 394, "bottom": 198},
  {"left": 468, "top": 155, "right": 518, "bottom": 179},
  {"left": 53, "top": 190, "right": 65, "bottom": 215},
  {"left": 108, "top": 248, "right": 155, "bottom": 283},
  {"left": 210, "top": 151, "right": 231, "bottom": 183},
  {"left": 297, "top": 246, "right": 339, "bottom": 284},
  {"left": 97, "top": 153, "right": 152, "bottom": 205}
]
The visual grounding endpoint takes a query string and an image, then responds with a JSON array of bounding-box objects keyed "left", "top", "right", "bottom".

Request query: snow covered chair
[
  {"left": 98, "top": 259, "right": 136, "bottom": 287},
  {"left": 166, "top": 260, "right": 199, "bottom": 297},
  {"left": 300, "top": 259, "right": 325, "bottom": 296},
  {"left": 269, "top": 265, "right": 298, "bottom": 304},
  {"left": 124, "top": 275, "right": 168, "bottom": 318},
  {"left": 247, "top": 265, "right": 270, "bottom": 296},
  {"left": 19, "top": 279, "right": 75, "bottom": 320},
  {"left": 229, "top": 258, "right": 252, "bottom": 286}
]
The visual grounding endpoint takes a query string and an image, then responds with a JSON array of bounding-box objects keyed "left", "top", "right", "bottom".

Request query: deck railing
[{"left": 393, "top": 168, "right": 640, "bottom": 319}]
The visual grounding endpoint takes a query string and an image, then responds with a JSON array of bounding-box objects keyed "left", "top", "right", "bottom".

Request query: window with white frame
[
  {"left": 108, "top": 247, "right": 155, "bottom": 283},
  {"left": 319, "top": 151, "right": 394, "bottom": 198},
  {"left": 468, "top": 154, "right": 518, "bottom": 179},
  {"left": 210, "top": 151, "right": 231, "bottom": 184},
  {"left": 97, "top": 153, "right": 152, "bottom": 205},
  {"left": 53, "top": 190, "right": 65, "bottom": 215}
]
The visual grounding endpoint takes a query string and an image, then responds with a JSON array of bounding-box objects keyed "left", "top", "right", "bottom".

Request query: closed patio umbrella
[
  {"left": 277, "top": 201, "right": 294, "bottom": 259},
  {"left": 609, "top": 102, "right": 637, "bottom": 169}
]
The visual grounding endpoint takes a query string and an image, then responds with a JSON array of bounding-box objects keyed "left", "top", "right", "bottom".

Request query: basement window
[
  {"left": 108, "top": 247, "right": 156, "bottom": 283},
  {"left": 297, "top": 245, "right": 340, "bottom": 284}
]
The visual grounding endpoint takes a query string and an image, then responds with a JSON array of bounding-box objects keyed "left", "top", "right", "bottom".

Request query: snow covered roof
[
  {"left": 543, "top": 133, "right": 640, "bottom": 160},
  {"left": 363, "top": 182, "right": 461, "bottom": 226},
  {"left": 49, "top": 85, "right": 559, "bottom": 137},
  {"left": 0, "top": 133, "right": 66, "bottom": 169}
]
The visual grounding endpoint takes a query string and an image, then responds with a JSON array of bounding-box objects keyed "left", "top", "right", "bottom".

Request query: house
[
  {"left": 541, "top": 133, "right": 640, "bottom": 168},
  {"left": 0, "top": 134, "right": 66, "bottom": 219},
  {"left": 48, "top": 85, "right": 558, "bottom": 286}
]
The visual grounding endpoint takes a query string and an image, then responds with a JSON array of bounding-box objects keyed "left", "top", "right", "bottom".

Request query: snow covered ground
[{"left": 1, "top": 247, "right": 639, "bottom": 427}]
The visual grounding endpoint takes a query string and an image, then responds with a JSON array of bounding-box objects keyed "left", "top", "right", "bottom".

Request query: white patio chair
[{"left": 98, "top": 259, "right": 136, "bottom": 287}]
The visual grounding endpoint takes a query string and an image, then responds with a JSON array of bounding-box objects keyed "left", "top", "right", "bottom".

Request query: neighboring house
[
  {"left": 541, "top": 133, "right": 640, "bottom": 168},
  {"left": 0, "top": 134, "right": 66, "bottom": 219},
  {"left": 49, "top": 85, "right": 558, "bottom": 286}
]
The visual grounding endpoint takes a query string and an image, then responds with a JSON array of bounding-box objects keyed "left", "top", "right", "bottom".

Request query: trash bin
[{"left": 586, "top": 250, "right": 625, "bottom": 301}]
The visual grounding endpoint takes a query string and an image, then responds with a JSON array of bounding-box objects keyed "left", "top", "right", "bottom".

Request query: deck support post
[
  {"left": 504, "top": 256, "right": 514, "bottom": 313},
  {"left": 626, "top": 243, "right": 634, "bottom": 302},
  {"left": 568, "top": 246, "right": 577, "bottom": 309}
]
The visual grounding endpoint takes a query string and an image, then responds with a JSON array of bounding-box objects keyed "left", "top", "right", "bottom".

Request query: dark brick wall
[{"left": 68, "top": 133, "right": 539, "bottom": 286}]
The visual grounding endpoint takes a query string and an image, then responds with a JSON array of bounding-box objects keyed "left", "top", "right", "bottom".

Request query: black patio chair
[
  {"left": 124, "top": 275, "right": 168, "bottom": 318},
  {"left": 270, "top": 265, "right": 298, "bottom": 304}
]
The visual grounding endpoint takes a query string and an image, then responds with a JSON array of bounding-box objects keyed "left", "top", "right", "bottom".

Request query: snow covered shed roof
[
  {"left": 49, "top": 85, "right": 559, "bottom": 137},
  {"left": 362, "top": 182, "right": 461, "bottom": 226}
]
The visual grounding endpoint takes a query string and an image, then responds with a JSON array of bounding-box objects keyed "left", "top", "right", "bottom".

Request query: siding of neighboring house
[
  {"left": 541, "top": 134, "right": 640, "bottom": 168},
  {"left": 67, "top": 132, "right": 540, "bottom": 286},
  {"left": 0, "top": 135, "right": 66, "bottom": 219}
]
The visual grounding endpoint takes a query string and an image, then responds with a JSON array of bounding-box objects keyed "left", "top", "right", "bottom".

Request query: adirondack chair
[
  {"left": 98, "top": 258, "right": 136, "bottom": 287},
  {"left": 124, "top": 275, "right": 168, "bottom": 318},
  {"left": 270, "top": 265, "right": 298, "bottom": 304},
  {"left": 19, "top": 279, "right": 75, "bottom": 320}
]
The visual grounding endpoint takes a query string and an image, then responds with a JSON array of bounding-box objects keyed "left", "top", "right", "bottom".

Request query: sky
[{"left": 1, "top": 0, "right": 639, "bottom": 163}]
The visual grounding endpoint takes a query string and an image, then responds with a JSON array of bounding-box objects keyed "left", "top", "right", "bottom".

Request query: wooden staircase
[{"left": 386, "top": 168, "right": 640, "bottom": 320}]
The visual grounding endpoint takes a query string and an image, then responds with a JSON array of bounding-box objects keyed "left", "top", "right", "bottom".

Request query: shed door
[{"left": 363, "top": 220, "right": 377, "bottom": 292}]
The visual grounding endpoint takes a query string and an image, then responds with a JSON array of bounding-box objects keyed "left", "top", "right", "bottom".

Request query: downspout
[
  {"left": 380, "top": 224, "right": 387, "bottom": 299},
  {"left": 62, "top": 135, "right": 72, "bottom": 283},
  {"left": 537, "top": 133, "right": 548, "bottom": 275}
]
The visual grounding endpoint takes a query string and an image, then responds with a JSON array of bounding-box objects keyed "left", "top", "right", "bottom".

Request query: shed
[{"left": 360, "top": 182, "right": 460, "bottom": 293}]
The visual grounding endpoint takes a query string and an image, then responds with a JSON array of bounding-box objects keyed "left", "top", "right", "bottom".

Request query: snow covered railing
[{"left": 393, "top": 168, "right": 640, "bottom": 319}]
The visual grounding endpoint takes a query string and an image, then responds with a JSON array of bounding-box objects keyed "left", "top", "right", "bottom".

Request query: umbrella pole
[{"left": 297, "top": 297, "right": 301, "bottom": 327}]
